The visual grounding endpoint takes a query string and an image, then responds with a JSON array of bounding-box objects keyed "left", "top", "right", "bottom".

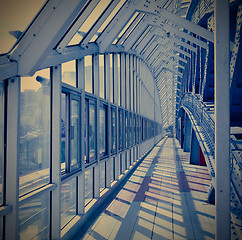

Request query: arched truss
[{"left": 0, "top": 0, "right": 214, "bottom": 130}]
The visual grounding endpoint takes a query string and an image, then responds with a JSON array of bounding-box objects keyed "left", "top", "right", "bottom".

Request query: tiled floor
[{"left": 79, "top": 137, "right": 215, "bottom": 240}]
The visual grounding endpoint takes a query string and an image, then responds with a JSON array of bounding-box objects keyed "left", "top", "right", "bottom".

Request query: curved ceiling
[{"left": 0, "top": 0, "right": 214, "bottom": 128}]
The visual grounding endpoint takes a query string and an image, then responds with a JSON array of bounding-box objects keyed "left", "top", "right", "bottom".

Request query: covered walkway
[{"left": 75, "top": 137, "right": 215, "bottom": 240}]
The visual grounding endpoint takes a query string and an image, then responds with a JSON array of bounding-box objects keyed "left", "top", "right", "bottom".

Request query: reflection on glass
[
  {"left": 70, "top": 99, "right": 80, "bottom": 170},
  {"left": 111, "top": 107, "right": 116, "bottom": 154},
  {"left": 19, "top": 193, "right": 50, "bottom": 240},
  {"left": 85, "top": 168, "right": 93, "bottom": 205},
  {"left": 89, "top": 101, "right": 96, "bottom": 160},
  {"left": 118, "top": 110, "right": 123, "bottom": 150},
  {"left": 110, "top": 54, "right": 114, "bottom": 103},
  {"left": 84, "top": 100, "right": 88, "bottom": 163},
  {"left": 125, "top": 112, "right": 128, "bottom": 148},
  {"left": 61, "top": 93, "right": 67, "bottom": 173},
  {"left": 62, "top": 60, "right": 76, "bottom": 87},
  {"left": 20, "top": 69, "right": 50, "bottom": 196},
  {"left": 117, "top": 54, "right": 121, "bottom": 106},
  {"left": 119, "top": 154, "right": 122, "bottom": 175},
  {"left": 110, "top": 158, "right": 114, "bottom": 182},
  {"left": 99, "top": 55, "right": 105, "bottom": 99},
  {"left": 0, "top": 82, "right": 4, "bottom": 205},
  {"left": 100, "top": 104, "right": 107, "bottom": 157},
  {"left": 85, "top": 55, "right": 93, "bottom": 93},
  {"left": 129, "top": 113, "right": 133, "bottom": 146},
  {"left": 61, "top": 178, "right": 77, "bottom": 228},
  {"left": 100, "top": 161, "right": 105, "bottom": 192}
]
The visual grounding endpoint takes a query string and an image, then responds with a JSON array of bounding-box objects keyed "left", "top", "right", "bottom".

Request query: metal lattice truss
[{"left": 0, "top": 0, "right": 214, "bottom": 127}]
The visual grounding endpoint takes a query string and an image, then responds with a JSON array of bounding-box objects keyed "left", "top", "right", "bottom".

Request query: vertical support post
[
  {"left": 5, "top": 77, "right": 20, "bottom": 240},
  {"left": 214, "top": 0, "right": 230, "bottom": 239},
  {"left": 93, "top": 54, "right": 100, "bottom": 198},
  {"left": 77, "top": 59, "right": 85, "bottom": 214},
  {"left": 105, "top": 54, "right": 111, "bottom": 188},
  {"left": 51, "top": 65, "right": 61, "bottom": 239}
]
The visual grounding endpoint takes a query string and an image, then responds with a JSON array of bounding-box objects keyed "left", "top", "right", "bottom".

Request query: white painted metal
[
  {"left": 56, "top": 0, "right": 100, "bottom": 53},
  {"left": 5, "top": 77, "right": 20, "bottom": 240},
  {"left": 105, "top": 53, "right": 111, "bottom": 188},
  {"left": 11, "top": 0, "right": 88, "bottom": 76},
  {"left": 93, "top": 54, "right": 100, "bottom": 198},
  {"left": 214, "top": 0, "right": 230, "bottom": 239},
  {"left": 97, "top": 1, "right": 135, "bottom": 52},
  {"left": 77, "top": 58, "right": 85, "bottom": 214},
  {"left": 134, "top": 0, "right": 214, "bottom": 42},
  {"left": 123, "top": 17, "right": 152, "bottom": 51},
  {"left": 81, "top": 0, "right": 120, "bottom": 48},
  {"left": 151, "top": 23, "right": 208, "bottom": 49}
]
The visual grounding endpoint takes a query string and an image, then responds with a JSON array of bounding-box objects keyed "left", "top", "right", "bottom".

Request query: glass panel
[
  {"left": 97, "top": 0, "right": 126, "bottom": 34},
  {"left": 125, "top": 112, "right": 128, "bottom": 148},
  {"left": 111, "top": 107, "right": 116, "bottom": 154},
  {"left": 20, "top": 69, "right": 50, "bottom": 196},
  {"left": 110, "top": 54, "right": 114, "bottom": 103},
  {"left": 69, "top": 0, "right": 112, "bottom": 45},
  {"left": 61, "top": 93, "right": 67, "bottom": 173},
  {"left": 118, "top": 109, "right": 123, "bottom": 150},
  {"left": 119, "top": 154, "right": 122, "bottom": 175},
  {"left": 100, "top": 104, "right": 107, "bottom": 157},
  {"left": 19, "top": 193, "right": 50, "bottom": 240},
  {"left": 85, "top": 168, "right": 93, "bottom": 205},
  {"left": 62, "top": 60, "right": 76, "bottom": 87},
  {"left": 100, "top": 161, "right": 105, "bottom": 192},
  {"left": 99, "top": 55, "right": 105, "bottom": 99},
  {"left": 61, "top": 178, "right": 77, "bottom": 228},
  {"left": 84, "top": 100, "right": 88, "bottom": 163},
  {"left": 0, "top": 0, "right": 46, "bottom": 54},
  {"left": 70, "top": 99, "right": 80, "bottom": 170},
  {"left": 89, "top": 100, "right": 96, "bottom": 160},
  {"left": 0, "top": 82, "right": 4, "bottom": 205},
  {"left": 110, "top": 158, "right": 114, "bottom": 182},
  {"left": 129, "top": 113, "right": 133, "bottom": 146},
  {"left": 85, "top": 55, "right": 93, "bottom": 93}
]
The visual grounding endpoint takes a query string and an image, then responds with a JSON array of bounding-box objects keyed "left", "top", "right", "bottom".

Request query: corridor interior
[{"left": 74, "top": 137, "right": 215, "bottom": 240}]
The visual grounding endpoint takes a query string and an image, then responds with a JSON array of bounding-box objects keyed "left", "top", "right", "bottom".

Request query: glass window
[
  {"left": 119, "top": 154, "right": 122, "bottom": 175},
  {"left": 118, "top": 109, "right": 123, "bottom": 151},
  {"left": 100, "top": 103, "right": 107, "bottom": 158},
  {"left": 20, "top": 69, "right": 50, "bottom": 196},
  {"left": 110, "top": 157, "right": 115, "bottom": 182},
  {"left": 110, "top": 54, "right": 114, "bottom": 103},
  {"left": 111, "top": 107, "right": 116, "bottom": 154},
  {"left": 61, "top": 178, "right": 77, "bottom": 228},
  {"left": 117, "top": 54, "right": 121, "bottom": 106},
  {"left": 85, "top": 55, "right": 93, "bottom": 94},
  {"left": 62, "top": 60, "right": 76, "bottom": 87},
  {"left": 70, "top": 98, "right": 80, "bottom": 170},
  {"left": 99, "top": 55, "right": 105, "bottom": 99},
  {"left": 19, "top": 193, "right": 50, "bottom": 240},
  {"left": 0, "top": 82, "right": 4, "bottom": 205},
  {"left": 89, "top": 100, "right": 96, "bottom": 160},
  {"left": 85, "top": 168, "right": 94, "bottom": 205},
  {"left": 97, "top": 0, "right": 126, "bottom": 35},
  {"left": 61, "top": 90, "right": 81, "bottom": 174},
  {"left": 100, "top": 161, "right": 106, "bottom": 192},
  {"left": 125, "top": 111, "right": 128, "bottom": 148},
  {"left": 68, "top": 0, "right": 112, "bottom": 45},
  {"left": 0, "top": 0, "right": 46, "bottom": 55},
  {"left": 129, "top": 112, "right": 133, "bottom": 147}
]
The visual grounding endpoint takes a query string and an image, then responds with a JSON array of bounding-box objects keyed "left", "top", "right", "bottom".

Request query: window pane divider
[
  {"left": 19, "top": 183, "right": 56, "bottom": 206},
  {"left": 0, "top": 204, "right": 12, "bottom": 217}
]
